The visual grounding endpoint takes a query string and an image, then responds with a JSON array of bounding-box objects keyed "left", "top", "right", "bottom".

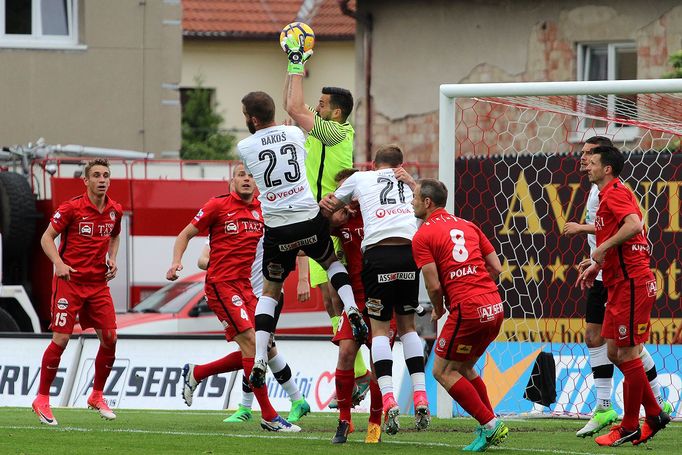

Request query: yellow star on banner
[
  {"left": 499, "top": 259, "right": 517, "bottom": 284},
  {"left": 547, "top": 257, "right": 569, "bottom": 283},
  {"left": 482, "top": 347, "right": 543, "bottom": 408},
  {"left": 521, "top": 256, "right": 543, "bottom": 282}
]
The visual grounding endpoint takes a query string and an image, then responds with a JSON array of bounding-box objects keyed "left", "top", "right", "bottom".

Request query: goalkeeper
[{"left": 281, "top": 33, "right": 371, "bottom": 399}]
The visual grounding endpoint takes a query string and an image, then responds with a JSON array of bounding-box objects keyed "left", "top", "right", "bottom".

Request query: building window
[
  {"left": 576, "top": 42, "right": 637, "bottom": 138},
  {"left": 1, "top": 0, "right": 79, "bottom": 48}
]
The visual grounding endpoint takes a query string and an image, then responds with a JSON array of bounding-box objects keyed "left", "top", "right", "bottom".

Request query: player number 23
[
  {"left": 450, "top": 229, "right": 469, "bottom": 262},
  {"left": 258, "top": 145, "right": 301, "bottom": 188}
]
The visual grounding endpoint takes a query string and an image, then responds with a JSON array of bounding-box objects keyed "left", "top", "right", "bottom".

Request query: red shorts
[
  {"left": 50, "top": 277, "right": 116, "bottom": 333},
  {"left": 332, "top": 312, "right": 397, "bottom": 348},
  {"left": 435, "top": 295, "right": 504, "bottom": 361},
  {"left": 205, "top": 280, "right": 257, "bottom": 342},
  {"left": 602, "top": 276, "right": 656, "bottom": 347}
]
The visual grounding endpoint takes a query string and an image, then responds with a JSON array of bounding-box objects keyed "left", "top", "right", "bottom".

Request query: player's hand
[
  {"left": 577, "top": 257, "right": 593, "bottom": 274},
  {"left": 576, "top": 263, "right": 600, "bottom": 290},
  {"left": 105, "top": 259, "right": 118, "bottom": 281},
  {"left": 431, "top": 304, "right": 445, "bottom": 321},
  {"left": 281, "top": 34, "right": 313, "bottom": 74},
  {"left": 166, "top": 263, "right": 183, "bottom": 281},
  {"left": 319, "top": 194, "right": 341, "bottom": 216},
  {"left": 55, "top": 262, "right": 77, "bottom": 281},
  {"left": 591, "top": 246, "right": 606, "bottom": 266},
  {"left": 297, "top": 278, "right": 310, "bottom": 302},
  {"left": 394, "top": 167, "right": 416, "bottom": 191},
  {"left": 330, "top": 206, "right": 351, "bottom": 228},
  {"left": 563, "top": 222, "right": 583, "bottom": 236}
]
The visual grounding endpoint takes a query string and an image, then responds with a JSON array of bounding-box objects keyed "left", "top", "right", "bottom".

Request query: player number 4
[
  {"left": 240, "top": 308, "right": 249, "bottom": 321},
  {"left": 450, "top": 228, "right": 469, "bottom": 262}
]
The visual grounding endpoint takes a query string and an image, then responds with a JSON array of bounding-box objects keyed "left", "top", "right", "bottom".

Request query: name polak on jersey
[
  {"left": 450, "top": 265, "right": 478, "bottom": 279},
  {"left": 261, "top": 132, "right": 286, "bottom": 146}
]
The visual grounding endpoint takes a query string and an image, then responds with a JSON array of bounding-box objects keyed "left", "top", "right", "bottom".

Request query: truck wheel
[
  {"left": 0, "top": 172, "right": 37, "bottom": 283},
  {"left": 0, "top": 307, "right": 20, "bottom": 332}
]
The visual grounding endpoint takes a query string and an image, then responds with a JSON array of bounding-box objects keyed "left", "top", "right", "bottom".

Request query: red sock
[
  {"left": 242, "top": 357, "right": 276, "bottom": 421},
  {"left": 194, "top": 351, "right": 243, "bottom": 382},
  {"left": 448, "top": 377, "right": 495, "bottom": 425},
  {"left": 368, "top": 378, "right": 383, "bottom": 425},
  {"left": 38, "top": 342, "right": 65, "bottom": 396},
  {"left": 92, "top": 345, "right": 116, "bottom": 392},
  {"left": 469, "top": 376, "right": 494, "bottom": 413},
  {"left": 620, "top": 358, "right": 659, "bottom": 428},
  {"left": 335, "top": 368, "right": 355, "bottom": 422}
]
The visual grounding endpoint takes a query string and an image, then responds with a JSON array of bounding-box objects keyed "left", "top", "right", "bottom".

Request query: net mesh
[{"left": 451, "top": 91, "right": 681, "bottom": 417}]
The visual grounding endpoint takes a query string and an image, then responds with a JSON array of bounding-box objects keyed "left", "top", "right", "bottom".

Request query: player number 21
[{"left": 450, "top": 229, "right": 469, "bottom": 262}]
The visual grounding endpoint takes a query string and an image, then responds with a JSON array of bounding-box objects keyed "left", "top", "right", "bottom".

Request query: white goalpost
[{"left": 436, "top": 79, "right": 682, "bottom": 418}]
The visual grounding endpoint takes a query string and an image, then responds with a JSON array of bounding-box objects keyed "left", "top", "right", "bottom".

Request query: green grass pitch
[{"left": 1, "top": 408, "right": 679, "bottom": 454}]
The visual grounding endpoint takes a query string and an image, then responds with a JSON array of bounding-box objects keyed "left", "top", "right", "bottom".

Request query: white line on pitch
[{"left": 0, "top": 425, "right": 618, "bottom": 454}]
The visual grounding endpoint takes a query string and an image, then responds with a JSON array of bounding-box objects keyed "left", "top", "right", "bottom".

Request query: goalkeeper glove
[{"left": 281, "top": 34, "right": 313, "bottom": 75}]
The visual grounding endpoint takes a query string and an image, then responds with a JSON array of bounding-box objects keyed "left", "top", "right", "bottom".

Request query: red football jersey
[
  {"left": 595, "top": 179, "right": 651, "bottom": 283},
  {"left": 50, "top": 193, "right": 123, "bottom": 283},
  {"left": 333, "top": 212, "right": 365, "bottom": 308},
  {"left": 192, "top": 192, "right": 263, "bottom": 284},
  {"left": 412, "top": 208, "right": 499, "bottom": 316}
]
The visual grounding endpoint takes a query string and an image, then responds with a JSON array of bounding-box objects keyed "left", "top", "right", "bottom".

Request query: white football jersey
[
  {"left": 585, "top": 183, "right": 602, "bottom": 281},
  {"left": 250, "top": 236, "right": 264, "bottom": 298},
  {"left": 335, "top": 168, "right": 417, "bottom": 250},
  {"left": 238, "top": 125, "right": 319, "bottom": 228}
]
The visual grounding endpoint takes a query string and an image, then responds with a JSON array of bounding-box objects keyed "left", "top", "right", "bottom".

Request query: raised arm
[{"left": 284, "top": 74, "right": 315, "bottom": 132}]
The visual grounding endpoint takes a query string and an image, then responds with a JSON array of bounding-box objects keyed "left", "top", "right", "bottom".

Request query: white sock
[
  {"left": 326, "top": 261, "right": 357, "bottom": 313},
  {"left": 400, "top": 331, "right": 426, "bottom": 393},
  {"left": 371, "top": 335, "right": 393, "bottom": 396},
  {"left": 268, "top": 353, "right": 302, "bottom": 402},
  {"left": 254, "top": 295, "right": 278, "bottom": 362},
  {"left": 241, "top": 392, "right": 254, "bottom": 408},
  {"left": 640, "top": 346, "right": 663, "bottom": 403},
  {"left": 588, "top": 344, "right": 613, "bottom": 408}
]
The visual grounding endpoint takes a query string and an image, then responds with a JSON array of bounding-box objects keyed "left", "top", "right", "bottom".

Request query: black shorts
[
  {"left": 361, "top": 244, "right": 419, "bottom": 321},
  {"left": 262, "top": 212, "right": 335, "bottom": 283},
  {"left": 585, "top": 279, "right": 607, "bottom": 324}
]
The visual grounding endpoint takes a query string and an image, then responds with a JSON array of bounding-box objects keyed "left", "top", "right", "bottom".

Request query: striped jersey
[
  {"left": 305, "top": 111, "right": 354, "bottom": 201},
  {"left": 585, "top": 183, "right": 603, "bottom": 281}
]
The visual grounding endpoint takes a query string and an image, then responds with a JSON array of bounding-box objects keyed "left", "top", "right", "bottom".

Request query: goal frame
[{"left": 436, "top": 78, "right": 682, "bottom": 418}]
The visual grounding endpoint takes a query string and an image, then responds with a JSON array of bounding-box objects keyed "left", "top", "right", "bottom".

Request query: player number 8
[{"left": 450, "top": 229, "right": 469, "bottom": 262}]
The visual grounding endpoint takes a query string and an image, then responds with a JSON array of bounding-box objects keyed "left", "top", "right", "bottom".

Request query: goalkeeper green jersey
[{"left": 305, "top": 113, "right": 354, "bottom": 201}]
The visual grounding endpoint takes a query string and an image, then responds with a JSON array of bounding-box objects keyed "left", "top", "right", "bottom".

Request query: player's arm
[
  {"left": 197, "top": 244, "right": 210, "bottom": 271},
  {"left": 484, "top": 251, "right": 503, "bottom": 281},
  {"left": 284, "top": 74, "right": 315, "bottom": 132},
  {"left": 394, "top": 167, "right": 417, "bottom": 192},
  {"left": 421, "top": 262, "right": 445, "bottom": 321},
  {"left": 592, "top": 213, "right": 643, "bottom": 264},
  {"left": 563, "top": 222, "right": 595, "bottom": 236},
  {"left": 296, "top": 252, "right": 310, "bottom": 302},
  {"left": 167, "top": 223, "right": 200, "bottom": 281},
  {"left": 105, "top": 235, "right": 120, "bottom": 281},
  {"left": 41, "top": 224, "right": 76, "bottom": 280}
]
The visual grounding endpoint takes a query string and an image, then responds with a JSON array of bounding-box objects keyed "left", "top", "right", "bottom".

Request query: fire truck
[{"left": 0, "top": 141, "right": 329, "bottom": 334}]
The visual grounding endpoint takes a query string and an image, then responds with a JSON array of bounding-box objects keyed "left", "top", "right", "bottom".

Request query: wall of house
[
  {"left": 0, "top": 0, "right": 182, "bottom": 157},
  {"left": 182, "top": 39, "right": 355, "bottom": 145},
  {"left": 354, "top": 0, "right": 682, "bottom": 162}
]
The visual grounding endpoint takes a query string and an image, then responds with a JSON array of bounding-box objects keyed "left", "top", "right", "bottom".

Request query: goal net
[{"left": 436, "top": 79, "right": 682, "bottom": 418}]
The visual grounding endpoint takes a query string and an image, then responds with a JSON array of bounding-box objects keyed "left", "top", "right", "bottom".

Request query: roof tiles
[{"left": 183, "top": 0, "right": 356, "bottom": 39}]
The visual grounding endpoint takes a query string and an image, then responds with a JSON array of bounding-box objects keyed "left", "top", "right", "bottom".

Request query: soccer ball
[{"left": 280, "top": 22, "right": 315, "bottom": 52}]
